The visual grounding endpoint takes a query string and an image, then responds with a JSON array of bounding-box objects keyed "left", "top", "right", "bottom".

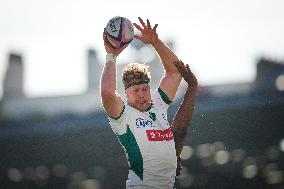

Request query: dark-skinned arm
[{"left": 171, "top": 60, "right": 198, "bottom": 176}]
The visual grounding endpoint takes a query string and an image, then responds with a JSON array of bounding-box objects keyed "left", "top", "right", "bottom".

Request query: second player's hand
[{"left": 175, "top": 60, "right": 197, "bottom": 86}]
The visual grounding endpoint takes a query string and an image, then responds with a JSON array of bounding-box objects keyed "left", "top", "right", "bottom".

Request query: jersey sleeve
[
  {"left": 152, "top": 88, "right": 170, "bottom": 113},
  {"left": 108, "top": 105, "right": 127, "bottom": 135}
]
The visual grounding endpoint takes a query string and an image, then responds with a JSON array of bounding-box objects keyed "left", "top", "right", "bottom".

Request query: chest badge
[{"left": 148, "top": 112, "right": 156, "bottom": 121}]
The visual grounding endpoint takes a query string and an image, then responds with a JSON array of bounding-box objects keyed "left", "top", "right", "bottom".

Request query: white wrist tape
[{"left": 106, "top": 53, "right": 117, "bottom": 63}]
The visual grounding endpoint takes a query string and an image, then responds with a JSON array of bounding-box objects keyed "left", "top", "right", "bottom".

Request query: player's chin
[{"left": 135, "top": 103, "right": 147, "bottom": 112}]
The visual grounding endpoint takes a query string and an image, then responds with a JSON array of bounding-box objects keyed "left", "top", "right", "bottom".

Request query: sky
[{"left": 0, "top": 0, "right": 284, "bottom": 98}]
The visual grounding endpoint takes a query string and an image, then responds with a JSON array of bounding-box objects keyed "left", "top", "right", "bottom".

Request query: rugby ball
[{"left": 106, "top": 16, "right": 134, "bottom": 48}]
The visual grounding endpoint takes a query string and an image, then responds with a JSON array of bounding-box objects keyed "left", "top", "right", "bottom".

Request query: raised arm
[
  {"left": 171, "top": 60, "right": 198, "bottom": 176},
  {"left": 100, "top": 29, "right": 126, "bottom": 118},
  {"left": 133, "top": 17, "right": 182, "bottom": 101}
]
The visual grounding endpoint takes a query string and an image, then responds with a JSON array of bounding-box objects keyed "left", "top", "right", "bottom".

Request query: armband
[{"left": 106, "top": 53, "right": 117, "bottom": 63}]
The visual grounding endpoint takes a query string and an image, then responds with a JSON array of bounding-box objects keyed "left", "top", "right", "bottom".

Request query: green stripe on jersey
[
  {"left": 158, "top": 87, "right": 172, "bottom": 104},
  {"left": 116, "top": 125, "right": 144, "bottom": 180},
  {"left": 109, "top": 105, "right": 125, "bottom": 120}
]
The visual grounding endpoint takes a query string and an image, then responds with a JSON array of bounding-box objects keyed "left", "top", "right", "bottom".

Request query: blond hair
[{"left": 122, "top": 63, "right": 151, "bottom": 88}]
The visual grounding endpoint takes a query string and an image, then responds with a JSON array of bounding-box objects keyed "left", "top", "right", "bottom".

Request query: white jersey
[{"left": 109, "top": 89, "right": 177, "bottom": 189}]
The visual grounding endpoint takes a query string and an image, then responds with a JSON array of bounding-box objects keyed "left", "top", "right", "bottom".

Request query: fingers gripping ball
[{"left": 106, "top": 16, "right": 134, "bottom": 48}]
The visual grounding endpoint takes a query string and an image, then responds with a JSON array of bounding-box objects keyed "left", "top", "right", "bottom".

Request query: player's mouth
[{"left": 137, "top": 101, "right": 146, "bottom": 105}]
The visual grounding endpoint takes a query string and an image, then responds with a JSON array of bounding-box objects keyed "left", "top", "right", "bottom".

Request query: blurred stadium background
[{"left": 0, "top": 38, "right": 284, "bottom": 189}]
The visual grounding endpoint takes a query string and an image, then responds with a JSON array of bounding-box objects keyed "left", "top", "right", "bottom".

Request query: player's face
[{"left": 126, "top": 82, "right": 151, "bottom": 112}]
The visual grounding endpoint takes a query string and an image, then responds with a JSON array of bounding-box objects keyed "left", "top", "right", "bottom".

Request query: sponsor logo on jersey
[
  {"left": 146, "top": 128, "right": 174, "bottom": 141},
  {"left": 136, "top": 118, "right": 155, "bottom": 128}
]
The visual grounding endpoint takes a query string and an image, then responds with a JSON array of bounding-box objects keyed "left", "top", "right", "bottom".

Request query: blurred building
[{"left": 0, "top": 50, "right": 105, "bottom": 119}]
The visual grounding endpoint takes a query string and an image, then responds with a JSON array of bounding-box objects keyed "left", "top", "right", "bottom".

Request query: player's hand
[
  {"left": 175, "top": 60, "right": 197, "bottom": 86},
  {"left": 133, "top": 17, "right": 159, "bottom": 46},
  {"left": 103, "top": 29, "right": 127, "bottom": 56}
]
